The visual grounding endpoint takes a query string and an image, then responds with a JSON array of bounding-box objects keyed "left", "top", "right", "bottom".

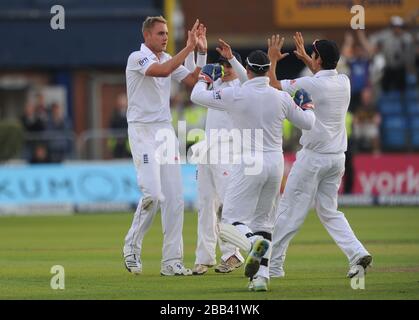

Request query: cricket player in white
[
  {"left": 191, "top": 50, "right": 315, "bottom": 291},
  {"left": 186, "top": 51, "right": 246, "bottom": 275},
  {"left": 123, "top": 16, "right": 208, "bottom": 276},
  {"left": 267, "top": 33, "right": 372, "bottom": 279}
]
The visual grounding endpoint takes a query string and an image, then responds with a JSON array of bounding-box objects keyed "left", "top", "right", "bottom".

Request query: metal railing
[
  {"left": 21, "top": 129, "right": 130, "bottom": 162},
  {"left": 23, "top": 131, "right": 77, "bottom": 162},
  {"left": 77, "top": 129, "right": 129, "bottom": 160}
]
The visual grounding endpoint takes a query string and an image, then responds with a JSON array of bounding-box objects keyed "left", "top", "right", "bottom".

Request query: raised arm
[
  {"left": 342, "top": 31, "right": 355, "bottom": 59},
  {"left": 285, "top": 89, "right": 315, "bottom": 130},
  {"left": 267, "top": 34, "right": 289, "bottom": 90},
  {"left": 146, "top": 19, "right": 199, "bottom": 77},
  {"left": 191, "top": 66, "right": 235, "bottom": 111},
  {"left": 182, "top": 22, "right": 209, "bottom": 87},
  {"left": 184, "top": 52, "right": 196, "bottom": 72},
  {"left": 293, "top": 32, "right": 316, "bottom": 74},
  {"left": 356, "top": 29, "right": 377, "bottom": 58},
  {"left": 191, "top": 82, "right": 235, "bottom": 111},
  {"left": 217, "top": 39, "right": 248, "bottom": 84}
]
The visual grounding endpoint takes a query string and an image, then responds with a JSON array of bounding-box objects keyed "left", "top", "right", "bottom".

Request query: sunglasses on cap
[{"left": 246, "top": 57, "right": 271, "bottom": 71}]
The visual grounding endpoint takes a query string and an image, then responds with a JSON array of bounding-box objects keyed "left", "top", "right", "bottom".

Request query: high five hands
[
  {"left": 267, "top": 34, "right": 289, "bottom": 62},
  {"left": 216, "top": 39, "right": 233, "bottom": 60},
  {"left": 293, "top": 32, "right": 311, "bottom": 62},
  {"left": 187, "top": 19, "right": 200, "bottom": 51},
  {"left": 197, "top": 23, "right": 207, "bottom": 53}
]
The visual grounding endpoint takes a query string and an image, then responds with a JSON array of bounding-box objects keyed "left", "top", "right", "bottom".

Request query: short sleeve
[{"left": 127, "top": 52, "right": 156, "bottom": 75}]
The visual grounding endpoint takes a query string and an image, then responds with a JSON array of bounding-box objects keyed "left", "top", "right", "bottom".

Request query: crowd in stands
[
  {"left": 20, "top": 93, "right": 72, "bottom": 163},
  {"left": 348, "top": 15, "right": 418, "bottom": 153}
]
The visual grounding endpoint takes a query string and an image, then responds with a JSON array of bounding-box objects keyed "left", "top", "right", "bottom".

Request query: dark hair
[
  {"left": 246, "top": 50, "right": 271, "bottom": 75},
  {"left": 312, "top": 39, "right": 340, "bottom": 70}
]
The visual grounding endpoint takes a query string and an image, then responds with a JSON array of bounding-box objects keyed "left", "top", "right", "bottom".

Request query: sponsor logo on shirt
[
  {"left": 138, "top": 57, "right": 149, "bottom": 66},
  {"left": 143, "top": 154, "right": 149, "bottom": 164}
]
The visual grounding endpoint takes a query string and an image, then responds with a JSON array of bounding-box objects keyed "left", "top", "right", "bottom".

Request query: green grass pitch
[{"left": 0, "top": 207, "right": 418, "bottom": 300}]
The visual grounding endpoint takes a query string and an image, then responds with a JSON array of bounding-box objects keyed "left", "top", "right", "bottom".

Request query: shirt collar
[
  {"left": 141, "top": 43, "right": 165, "bottom": 61},
  {"left": 243, "top": 76, "right": 270, "bottom": 87},
  {"left": 140, "top": 43, "right": 154, "bottom": 56},
  {"left": 314, "top": 69, "right": 338, "bottom": 77}
]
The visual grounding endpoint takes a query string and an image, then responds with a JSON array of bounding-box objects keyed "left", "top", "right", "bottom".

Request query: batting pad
[{"left": 219, "top": 223, "right": 251, "bottom": 252}]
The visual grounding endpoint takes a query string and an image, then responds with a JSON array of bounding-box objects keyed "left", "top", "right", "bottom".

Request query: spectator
[
  {"left": 21, "top": 101, "right": 46, "bottom": 132},
  {"left": 358, "top": 16, "right": 416, "bottom": 92},
  {"left": 352, "top": 87, "right": 381, "bottom": 154},
  {"left": 108, "top": 93, "right": 130, "bottom": 158},
  {"left": 20, "top": 101, "right": 47, "bottom": 162},
  {"left": 29, "top": 143, "right": 51, "bottom": 164},
  {"left": 342, "top": 32, "right": 370, "bottom": 113},
  {"left": 46, "top": 102, "right": 72, "bottom": 162},
  {"left": 34, "top": 93, "right": 49, "bottom": 125}
]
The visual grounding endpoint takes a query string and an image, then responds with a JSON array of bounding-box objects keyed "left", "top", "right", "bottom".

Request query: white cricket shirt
[
  {"left": 281, "top": 69, "right": 351, "bottom": 154},
  {"left": 191, "top": 77, "right": 315, "bottom": 153},
  {"left": 204, "top": 78, "right": 240, "bottom": 135},
  {"left": 125, "top": 43, "right": 190, "bottom": 123}
]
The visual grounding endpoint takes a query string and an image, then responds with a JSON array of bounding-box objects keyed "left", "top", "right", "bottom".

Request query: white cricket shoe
[
  {"left": 270, "top": 266, "right": 285, "bottom": 278},
  {"left": 161, "top": 262, "right": 192, "bottom": 276},
  {"left": 347, "top": 255, "right": 373, "bottom": 278},
  {"left": 124, "top": 254, "right": 142, "bottom": 274},
  {"left": 244, "top": 239, "right": 270, "bottom": 278},
  {"left": 248, "top": 276, "right": 269, "bottom": 292}
]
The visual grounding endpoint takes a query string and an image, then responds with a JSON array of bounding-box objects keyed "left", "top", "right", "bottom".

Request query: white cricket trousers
[
  {"left": 221, "top": 152, "right": 283, "bottom": 279},
  {"left": 270, "top": 148, "right": 370, "bottom": 272},
  {"left": 123, "top": 122, "right": 184, "bottom": 267},
  {"left": 222, "top": 152, "right": 283, "bottom": 234},
  {"left": 195, "top": 162, "right": 242, "bottom": 265}
]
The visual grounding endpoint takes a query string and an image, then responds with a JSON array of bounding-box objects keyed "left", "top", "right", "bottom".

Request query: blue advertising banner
[{"left": 0, "top": 162, "right": 197, "bottom": 212}]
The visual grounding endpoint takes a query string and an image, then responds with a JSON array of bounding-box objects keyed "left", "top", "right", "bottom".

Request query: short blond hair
[{"left": 142, "top": 16, "right": 167, "bottom": 33}]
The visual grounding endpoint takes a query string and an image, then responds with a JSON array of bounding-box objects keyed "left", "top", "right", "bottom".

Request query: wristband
[
  {"left": 196, "top": 52, "right": 207, "bottom": 68},
  {"left": 185, "top": 51, "right": 196, "bottom": 72}
]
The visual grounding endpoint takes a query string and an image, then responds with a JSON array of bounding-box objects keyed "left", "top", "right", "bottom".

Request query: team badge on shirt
[{"left": 213, "top": 90, "right": 221, "bottom": 100}]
